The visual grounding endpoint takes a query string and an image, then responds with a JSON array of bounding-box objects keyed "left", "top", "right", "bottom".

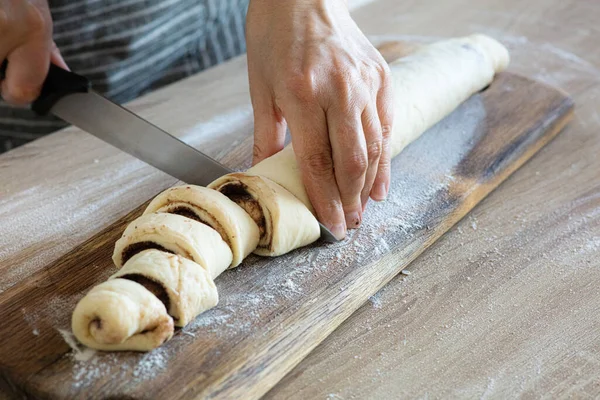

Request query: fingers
[
  {"left": 359, "top": 102, "right": 383, "bottom": 210},
  {"left": 328, "top": 105, "right": 368, "bottom": 229},
  {"left": 370, "top": 65, "right": 394, "bottom": 202},
  {"left": 1, "top": 40, "right": 50, "bottom": 105},
  {"left": 249, "top": 69, "right": 287, "bottom": 165},
  {"left": 287, "top": 103, "right": 346, "bottom": 240},
  {"left": 0, "top": 0, "right": 55, "bottom": 106},
  {"left": 251, "top": 95, "right": 287, "bottom": 165},
  {"left": 50, "top": 41, "right": 69, "bottom": 71}
]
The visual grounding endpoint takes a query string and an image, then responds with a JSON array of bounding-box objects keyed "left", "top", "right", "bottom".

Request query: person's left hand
[{"left": 246, "top": 0, "right": 393, "bottom": 240}]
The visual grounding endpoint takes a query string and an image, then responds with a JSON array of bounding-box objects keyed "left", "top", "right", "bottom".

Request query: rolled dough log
[
  {"left": 113, "top": 213, "right": 232, "bottom": 279},
  {"left": 208, "top": 173, "right": 320, "bottom": 256},
  {"left": 111, "top": 249, "right": 218, "bottom": 327},
  {"left": 247, "top": 34, "right": 510, "bottom": 210},
  {"left": 71, "top": 279, "right": 174, "bottom": 351},
  {"left": 144, "top": 185, "right": 260, "bottom": 268}
]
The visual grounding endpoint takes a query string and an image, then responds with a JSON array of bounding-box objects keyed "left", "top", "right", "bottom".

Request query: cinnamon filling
[
  {"left": 219, "top": 183, "right": 266, "bottom": 237},
  {"left": 166, "top": 204, "right": 232, "bottom": 249},
  {"left": 169, "top": 206, "right": 205, "bottom": 223},
  {"left": 91, "top": 317, "right": 102, "bottom": 330},
  {"left": 121, "top": 241, "right": 174, "bottom": 264},
  {"left": 120, "top": 274, "right": 171, "bottom": 313}
]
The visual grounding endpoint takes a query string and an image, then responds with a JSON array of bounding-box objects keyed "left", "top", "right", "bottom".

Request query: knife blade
[
  {"left": 51, "top": 90, "right": 232, "bottom": 186},
  {"left": 5, "top": 62, "right": 230, "bottom": 186},
  {"left": 0, "top": 61, "right": 339, "bottom": 242}
]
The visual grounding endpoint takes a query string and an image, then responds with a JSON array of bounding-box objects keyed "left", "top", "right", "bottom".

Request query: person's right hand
[{"left": 0, "top": 0, "right": 67, "bottom": 106}]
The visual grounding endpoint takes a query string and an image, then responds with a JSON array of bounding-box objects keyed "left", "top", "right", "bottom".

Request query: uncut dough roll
[
  {"left": 111, "top": 249, "right": 218, "bottom": 327},
  {"left": 208, "top": 173, "right": 320, "bottom": 256},
  {"left": 72, "top": 278, "right": 174, "bottom": 351},
  {"left": 247, "top": 34, "right": 510, "bottom": 209},
  {"left": 144, "top": 185, "right": 260, "bottom": 268},
  {"left": 113, "top": 213, "right": 232, "bottom": 279}
]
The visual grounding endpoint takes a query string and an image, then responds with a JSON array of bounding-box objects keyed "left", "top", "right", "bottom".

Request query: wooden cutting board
[{"left": 0, "top": 46, "right": 573, "bottom": 399}]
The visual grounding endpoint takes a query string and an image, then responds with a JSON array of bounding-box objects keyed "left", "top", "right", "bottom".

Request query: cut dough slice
[
  {"left": 247, "top": 34, "right": 510, "bottom": 210},
  {"left": 71, "top": 278, "right": 174, "bottom": 351},
  {"left": 208, "top": 173, "right": 320, "bottom": 256},
  {"left": 113, "top": 213, "right": 232, "bottom": 279},
  {"left": 144, "top": 185, "right": 260, "bottom": 268},
  {"left": 111, "top": 249, "right": 218, "bottom": 327}
]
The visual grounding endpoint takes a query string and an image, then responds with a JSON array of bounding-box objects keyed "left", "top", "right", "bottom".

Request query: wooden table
[{"left": 1, "top": 0, "right": 599, "bottom": 398}]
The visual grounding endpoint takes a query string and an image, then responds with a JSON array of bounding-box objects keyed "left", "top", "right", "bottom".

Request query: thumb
[{"left": 250, "top": 82, "right": 287, "bottom": 165}]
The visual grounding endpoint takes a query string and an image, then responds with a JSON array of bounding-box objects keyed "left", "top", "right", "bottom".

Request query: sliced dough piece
[
  {"left": 111, "top": 249, "right": 218, "bottom": 327},
  {"left": 113, "top": 213, "right": 232, "bottom": 279},
  {"left": 72, "top": 278, "right": 174, "bottom": 351},
  {"left": 208, "top": 173, "right": 320, "bottom": 256},
  {"left": 246, "top": 146, "right": 312, "bottom": 213},
  {"left": 247, "top": 34, "right": 509, "bottom": 210},
  {"left": 144, "top": 185, "right": 260, "bottom": 268}
]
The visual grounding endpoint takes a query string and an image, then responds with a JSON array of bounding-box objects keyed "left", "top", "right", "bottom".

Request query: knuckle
[
  {"left": 252, "top": 143, "right": 265, "bottom": 158},
  {"left": 300, "top": 151, "right": 334, "bottom": 177},
  {"left": 375, "top": 61, "right": 391, "bottom": 81},
  {"left": 332, "top": 75, "right": 352, "bottom": 103},
  {"left": 378, "top": 153, "right": 392, "bottom": 170},
  {"left": 284, "top": 70, "right": 317, "bottom": 101},
  {"left": 366, "top": 140, "right": 383, "bottom": 162},
  {"left": 319, "top": 199, "right": 343, "bottom": 217},
  {"left": 381, "top": 123, "right": 393, "bottom": 139},
  {"left": 343, "top": 152, "right": 368, "bottom": 178}
]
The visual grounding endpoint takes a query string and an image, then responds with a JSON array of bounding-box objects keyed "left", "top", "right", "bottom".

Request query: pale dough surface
[
  {"left": 144, "top": 185, "right": 260, "bottom": 268},
  {"left": 111, "top": 249, "right": 218, "bottom": 327},
  {"left": 113, "top": 213, "right": 233, "bottom": 279},
  {"left": 248, "top": 34, "right": 510, "bottom": 210},
  {"left": 71, "top": 278, "right": 174, "bottom": 351},
  {"left": 208, "top": 173, "right": 320, "bottom": 257}
]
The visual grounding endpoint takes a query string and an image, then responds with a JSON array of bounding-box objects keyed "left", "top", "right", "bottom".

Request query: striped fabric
[{"left": 0, "top": 0, "right": 249, "bottom": 152}]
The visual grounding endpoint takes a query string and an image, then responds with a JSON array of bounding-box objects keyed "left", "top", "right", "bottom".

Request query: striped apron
[{"left": 0, "top": 0, "right": 249, "bottom": 152}]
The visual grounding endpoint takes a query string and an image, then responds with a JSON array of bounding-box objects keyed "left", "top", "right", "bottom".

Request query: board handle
[{"left": 0, "top": 59, "right": 90, "bottom": 115}]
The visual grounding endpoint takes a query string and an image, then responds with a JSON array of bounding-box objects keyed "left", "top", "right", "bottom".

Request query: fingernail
[
  {"left": 345, "top": 211, "right": 361, "bottom": 229},
  {"left": 329, "top": 223, "right": 346, "bottom": 240},
  {"left": 371, "top": 183, "right": 388, "bottom": 201}
]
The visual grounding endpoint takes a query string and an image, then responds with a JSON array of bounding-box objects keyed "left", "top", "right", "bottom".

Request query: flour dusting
[
  {"left": 58, "top": 329, "right": 96, "bottom": 362},
  {"left": 132, "top": 348, "right": 169, "bottom": 380}
]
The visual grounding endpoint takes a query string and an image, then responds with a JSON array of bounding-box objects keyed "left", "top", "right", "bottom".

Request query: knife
[{"left": 0, "top": 61, "right": 338, "bottom": 242}]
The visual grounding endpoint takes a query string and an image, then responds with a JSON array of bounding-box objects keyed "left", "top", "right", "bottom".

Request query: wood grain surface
[{"left": 0, "top": 70, "right": 573, "bottom": 398}]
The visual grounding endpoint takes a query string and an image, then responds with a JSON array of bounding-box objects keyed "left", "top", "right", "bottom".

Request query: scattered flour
[
  {"left": 369, "top": 293, "right": 383, "bottom": 309},
  {"left": 58, "top": 329, "right": 96, "bottom": 362},
  {"left": 132, "top": 347, "right": 169, "bottom": 380},
  {"left": 284, "top": 278, "right": 301, "bottom": 293}
]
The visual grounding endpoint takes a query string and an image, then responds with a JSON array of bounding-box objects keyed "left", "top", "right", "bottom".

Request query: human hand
[
  {"left": 0, "top": 0, "right": 68, "bottom": 105},
  {"left": 246, "top": 0, "right": 393, "bottom": 239}
]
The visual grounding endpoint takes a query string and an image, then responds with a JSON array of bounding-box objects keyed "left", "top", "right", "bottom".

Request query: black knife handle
[{"left": 0, "top": 59, "right": 90, "bottom": 115}]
